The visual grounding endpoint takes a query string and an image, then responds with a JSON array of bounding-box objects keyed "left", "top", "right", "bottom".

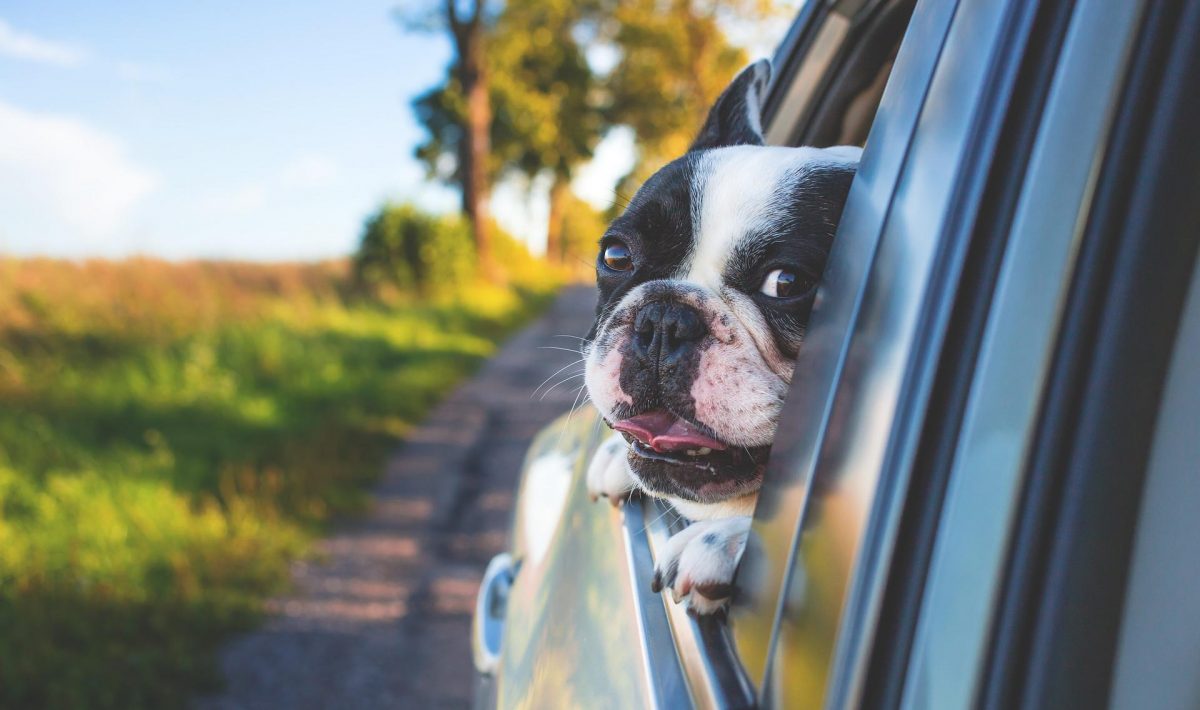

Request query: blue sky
[
  {"left": 0, "top": 1, "right": 465, "bottom": 260},
  {"left": 0, "top": 2, "right": 790, "bottom": 261}
]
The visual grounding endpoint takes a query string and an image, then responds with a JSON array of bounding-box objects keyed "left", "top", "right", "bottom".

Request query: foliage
[
  {"left": 0, "top": 257, "right": 558, "bottom": 708},
  {"left": 412, "top": 1, "right": 604, "bottom": 182},
  {"left": 408, "top": 0, "right": 786, "bottom": 252},
  {"left": 605, "top": 0, "right": 754, "bottom": 158},
  {"left": 353, "top": 202, "right": 564, "bottom": 294},
  {"left": 488, "top": 0, "right": 604, "bottom": 181},
  {"left": 604, "top": 0, "right": 779, "bottom": 201},
  {"left": 354, "top": 203, "right": 477, "bottom": 298},
  {"left": 557, "top": 192, "right": 608, "bottom": 273},
  {"left": 411, "top": 0, "right": 608, "bottom": 263}
]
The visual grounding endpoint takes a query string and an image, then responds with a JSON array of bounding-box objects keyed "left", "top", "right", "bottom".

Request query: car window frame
[
  {"left": 620, "top": 1, "right": 932, "bottom": 705},
  {"left": 893, "top": 0, "right": 1158, "bottom": 707},
  {"left": 974, "top": 0, "right": 1200, "bottom": 706}
]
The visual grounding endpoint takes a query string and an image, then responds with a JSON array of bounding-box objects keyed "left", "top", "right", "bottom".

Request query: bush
[{"left": 353, "top": 203, "right": 477, "bottom": 298}]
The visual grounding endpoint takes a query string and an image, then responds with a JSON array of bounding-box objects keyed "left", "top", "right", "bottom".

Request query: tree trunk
[
  {"left": 452, "top": 8, "right": 497, "bottom": 281},
  {"left": 545, "top": 174, "right": 569, "bottom": 264}
]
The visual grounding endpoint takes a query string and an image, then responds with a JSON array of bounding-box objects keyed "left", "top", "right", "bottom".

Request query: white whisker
[
  {"left": 540, "top": 372, "right": 586, "bottom": 401},
  {"left": 531, "top": 359, "right": 585, "bottom": 399}
]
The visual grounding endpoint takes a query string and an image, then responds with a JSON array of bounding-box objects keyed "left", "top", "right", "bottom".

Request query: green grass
[{"left": 0, "top": 258, "right": 559, "bottom": 708}]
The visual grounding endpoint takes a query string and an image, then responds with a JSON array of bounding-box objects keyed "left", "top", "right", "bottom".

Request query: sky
[{"left": 0, "top": 2, "right": 791, "bottom": 261}]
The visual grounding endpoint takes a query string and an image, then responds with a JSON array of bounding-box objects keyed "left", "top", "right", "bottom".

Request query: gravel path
[{"left": 196, "top": 286, "right": 596, "bottom": 709}]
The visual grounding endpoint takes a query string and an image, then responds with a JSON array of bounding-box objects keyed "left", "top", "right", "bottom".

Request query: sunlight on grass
[{"left": 0, "top": 257, "right": 561, "bottom": 708}]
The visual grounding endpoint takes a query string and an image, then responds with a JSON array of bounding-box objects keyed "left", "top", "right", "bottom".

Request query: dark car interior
[{"left": 764, "top": 0, "right": 915, "bottom": 149}]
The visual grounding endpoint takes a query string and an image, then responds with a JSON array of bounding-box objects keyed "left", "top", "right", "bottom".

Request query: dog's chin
[{"left": 624, "top": 440, "right": 769, "bottom": 504}]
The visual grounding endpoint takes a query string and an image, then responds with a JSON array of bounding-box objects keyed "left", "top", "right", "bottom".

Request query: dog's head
[{"left": 584, "top": 60, "right": 860, "bottom": 509}]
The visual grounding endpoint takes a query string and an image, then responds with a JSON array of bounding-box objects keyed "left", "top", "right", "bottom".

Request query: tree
[
  {"left": 602, "top": 0, "right": 780, "bottom": 206},
  {"left": 489, "top": 0, "right": 606, "bottom": 263},
  {"left": 413, "top": 0, "right": 606, "bottom": 265},
  {"left": 408, "top": 0, "right": 784, "bottom": 261},
  {"left": 406, "top": 1, "right": 498, "bottom": 279},
  {"left": 558, "top": 191, "right": 608, "bottom": 270}
]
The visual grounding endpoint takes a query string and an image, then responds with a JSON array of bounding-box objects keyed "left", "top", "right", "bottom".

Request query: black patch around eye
[
  {"left": 590, "top": 155, "right": 703, "bottom": 335},
  {"left": 723, "top": 162, "right": 857, "bottom": 357}
]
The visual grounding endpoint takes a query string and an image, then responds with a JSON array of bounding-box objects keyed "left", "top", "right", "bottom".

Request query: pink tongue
[{"left": 613, "top": 411, "right": 728, "bottom": 453}]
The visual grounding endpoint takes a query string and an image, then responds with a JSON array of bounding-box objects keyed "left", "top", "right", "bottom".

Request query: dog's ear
[{"left": 690, "top": 59, "right": 771, "bottom": 151}]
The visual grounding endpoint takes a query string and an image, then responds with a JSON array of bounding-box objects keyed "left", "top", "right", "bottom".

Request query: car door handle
[{"left": 473, "top": 552, "right": 516, "bottom": 675}]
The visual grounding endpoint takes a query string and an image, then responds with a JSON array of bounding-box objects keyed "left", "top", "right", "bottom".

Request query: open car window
[{"left": 624, "top": 0, "right": 921, "bottom": 705}]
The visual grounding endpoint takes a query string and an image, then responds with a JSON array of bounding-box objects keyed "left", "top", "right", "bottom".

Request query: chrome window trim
[
  {"left": 898, "top": 0, "right": 1148, "bottom": 707},
  {"left": 621, "top": 497, "right": 692, "bottom": 709},
  {"left": 642, "top": 498, "right": 756, "bottom": 710}
]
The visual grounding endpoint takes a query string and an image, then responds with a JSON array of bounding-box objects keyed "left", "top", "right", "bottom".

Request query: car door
[
  {"left": 732, "top": 0, "right": 1197, "bottom": 707},
  {"left": 754, "top": 0, "right": 1199, "bottom": 707}
]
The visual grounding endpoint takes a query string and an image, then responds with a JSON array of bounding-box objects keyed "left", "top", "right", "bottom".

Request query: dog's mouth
[{"left": 612, "top": 410, "right": 769, "bottom": 472}]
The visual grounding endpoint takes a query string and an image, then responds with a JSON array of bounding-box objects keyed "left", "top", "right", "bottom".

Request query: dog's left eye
[
  {"left": 601, "top": 241, "right": 634, "bottom": 272},
  {"left": 759, "top": 268, "right": 807, "bottom": 298}
]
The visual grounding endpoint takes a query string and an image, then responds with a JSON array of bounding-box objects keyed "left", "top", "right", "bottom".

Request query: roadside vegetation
[{"left": 0, "top": 216, "right": 561, "bottom": 708}]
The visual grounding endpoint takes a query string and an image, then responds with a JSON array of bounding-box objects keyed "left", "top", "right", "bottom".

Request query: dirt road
[{"left": 197, "top": 286, "right": 596, "bottom": 709}]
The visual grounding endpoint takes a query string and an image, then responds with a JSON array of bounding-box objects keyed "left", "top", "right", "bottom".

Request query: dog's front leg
[
  {"left": 586, "top": 433, "right": 638, "bottom": 504},
  {"left": 652, "top": 516, "right": 751, "bottom": 615}
]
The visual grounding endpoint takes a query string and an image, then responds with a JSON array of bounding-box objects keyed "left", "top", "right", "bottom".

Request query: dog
[{"left": 582, "top": 59, "right": 860, "bottom": 614}]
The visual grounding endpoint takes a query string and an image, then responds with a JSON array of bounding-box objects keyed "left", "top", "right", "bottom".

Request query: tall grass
[{"left": 0, "top": 257, "right": 559, "bottom": 708}]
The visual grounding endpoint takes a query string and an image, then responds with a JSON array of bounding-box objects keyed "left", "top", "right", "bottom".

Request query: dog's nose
[{"left": 632, "top": 301, "right": 708, "bottom": 367}]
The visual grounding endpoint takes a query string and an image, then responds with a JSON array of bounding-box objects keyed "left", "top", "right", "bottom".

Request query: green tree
[
  {"left": 558, "top": 191, "right": 608, "bottom": 271},
  {"left": 405, "top": 1, "right": 498, "bottom": 279},
  {"left": 412, "top": 0, "right": 606, "bottom": 265},
  {"left": 489, "top": 0, "right": 605, "bottom": 263},
  {"left": 603, "top": 0, "right": 780, "bottom": 203}
]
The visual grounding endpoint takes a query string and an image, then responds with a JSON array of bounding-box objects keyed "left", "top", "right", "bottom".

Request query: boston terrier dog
[{"left": 583, "top": 59, "right": 860, "bottom": 614}]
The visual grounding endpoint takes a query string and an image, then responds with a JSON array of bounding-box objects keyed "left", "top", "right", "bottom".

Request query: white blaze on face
[
  {"left": 583, "top": 332, "right": 632, "bottom": 415},
  {"left": 682, "top": 146, "right": 835, "bottom": 289}
]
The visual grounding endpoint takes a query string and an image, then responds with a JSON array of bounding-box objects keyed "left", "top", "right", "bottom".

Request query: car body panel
[{"left": 494, "top": 410, "right": 664, "bottom": 708}]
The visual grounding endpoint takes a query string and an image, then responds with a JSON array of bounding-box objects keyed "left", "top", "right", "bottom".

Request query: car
[{"left": 472, "top": 0, "right": 1200, "bottom": 706}]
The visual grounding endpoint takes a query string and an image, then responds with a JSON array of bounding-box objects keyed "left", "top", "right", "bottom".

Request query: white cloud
[
  {"left": 280, "top": 155, "right": 340, "bottom": 189},
  {"left": 0, "top": 18, "right": 87, "bottom": 67},
  {"left": 0, "top": 100, "right": 158, "bottom": 242}
]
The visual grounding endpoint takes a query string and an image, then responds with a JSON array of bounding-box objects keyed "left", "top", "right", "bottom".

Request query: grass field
[{"left": 0, "top": 257, "right": 559, "bottom": 708}]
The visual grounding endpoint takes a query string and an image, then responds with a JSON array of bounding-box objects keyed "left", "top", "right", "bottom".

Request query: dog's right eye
[{"left": 601, "top": 241, "right": 634, "bottom": 272}]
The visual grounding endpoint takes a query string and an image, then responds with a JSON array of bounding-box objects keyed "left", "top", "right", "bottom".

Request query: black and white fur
[{"left": 583, "top": 60, "right": 860, "bottom": 614}]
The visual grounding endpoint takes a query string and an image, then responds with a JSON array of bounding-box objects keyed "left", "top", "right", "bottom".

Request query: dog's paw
[
  {"left": 586, "top": 433, "right": 638, "bottom": 505},
  {"left": 651, "top": 516, "right": 751, "bottom": 615}
]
